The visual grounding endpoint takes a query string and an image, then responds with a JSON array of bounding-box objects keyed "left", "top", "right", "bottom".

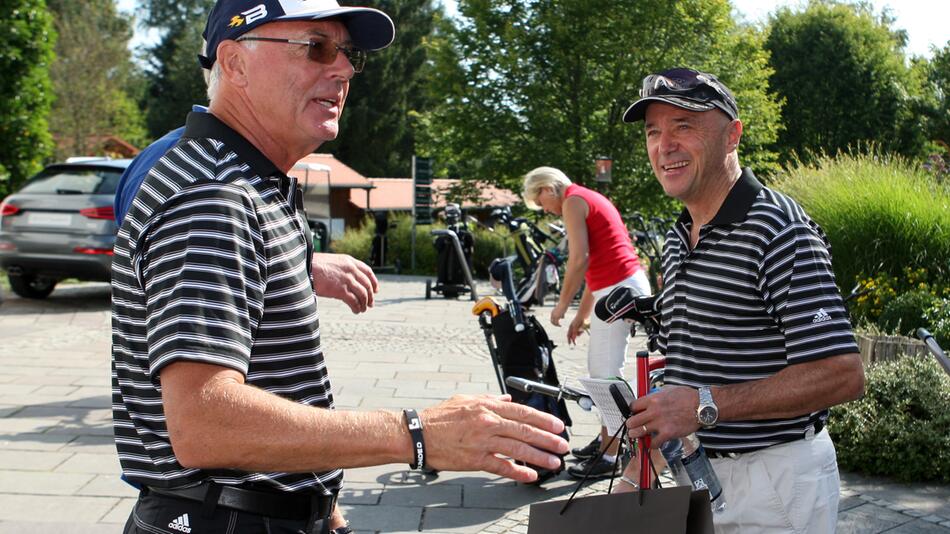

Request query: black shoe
[
  {"left": 567, "top": 455, "right": 620, "bottom": 480},
  {"left": 570, "top": 436, "right": 602, "bottom": 460}
]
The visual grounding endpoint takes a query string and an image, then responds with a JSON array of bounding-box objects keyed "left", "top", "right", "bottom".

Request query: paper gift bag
[{"left": 527, "top": 485, "right": 714, "bottom": 534}]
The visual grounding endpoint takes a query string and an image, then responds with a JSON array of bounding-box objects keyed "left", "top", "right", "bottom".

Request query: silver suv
[{"left": 0, "top": 158, "right": 131, "bottom": 299}]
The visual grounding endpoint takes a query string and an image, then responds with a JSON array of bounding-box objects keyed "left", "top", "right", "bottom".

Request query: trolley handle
[{"left": 488, "top": 257, "right": 526, "bottom": 331}]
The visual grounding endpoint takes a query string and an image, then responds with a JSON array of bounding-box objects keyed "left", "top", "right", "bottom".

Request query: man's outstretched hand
[
  {"left": 311, "top": 253, "right": 379, "bottom": 314},
  {"left": 421, "top": 394, "right": 569, "bottom": 483}
]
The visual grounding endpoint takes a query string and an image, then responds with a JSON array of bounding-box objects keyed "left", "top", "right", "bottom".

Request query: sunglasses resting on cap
[{"left": 623, "top": 67, "right": 739, "bottom": 122}]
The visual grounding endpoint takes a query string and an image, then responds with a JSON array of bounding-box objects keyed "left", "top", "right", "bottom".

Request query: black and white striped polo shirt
[
  {"left": 655, "top": 168, "right": 858, "bottom": 452},
  {"left": 111, "top": 112, "right": 340, "bottom": 494}
]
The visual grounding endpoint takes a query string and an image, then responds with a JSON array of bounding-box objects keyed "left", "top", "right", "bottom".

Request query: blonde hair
[{"left": 523, "top": 166, "right": 572, "bottom": 210}]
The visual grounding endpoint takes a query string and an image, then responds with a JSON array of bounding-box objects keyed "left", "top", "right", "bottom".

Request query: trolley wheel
[{"left": 425, "top": 280, "right": 432, "bottom": 300}]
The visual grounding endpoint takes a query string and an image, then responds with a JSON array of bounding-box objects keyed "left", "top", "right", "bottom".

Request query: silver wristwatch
[{"left": 697, "top": 386, "right": 719, "bottom": 428}]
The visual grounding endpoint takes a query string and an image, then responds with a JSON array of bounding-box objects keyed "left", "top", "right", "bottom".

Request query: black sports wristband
[{"left": 403, "top": 408, "right": 426, "bottom": 470}]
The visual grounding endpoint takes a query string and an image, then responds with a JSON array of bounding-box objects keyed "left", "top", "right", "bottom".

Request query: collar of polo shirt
[{"left": 674, "top": 168, "right": 764, "bottom": 229}]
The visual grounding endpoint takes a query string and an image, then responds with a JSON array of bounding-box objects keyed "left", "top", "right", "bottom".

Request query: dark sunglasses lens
[
  {"left": 642, "top": 70, "right": 700, "bottom": 97},
  {"left": 348, "top": 50, "right": 366, "bottom": 73},
  {"left": 307, "top": 37, "right": 337, "bottom": 64},
  {"left": 307, "top": 38, "right": 366, "bottom": 73}
]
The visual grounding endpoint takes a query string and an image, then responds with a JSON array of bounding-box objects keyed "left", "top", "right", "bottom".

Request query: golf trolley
[{"left": 425, "top": 203, "right": 478, "bottom": 300}]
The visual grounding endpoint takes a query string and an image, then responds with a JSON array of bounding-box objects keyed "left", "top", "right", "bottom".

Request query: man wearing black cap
[
  {"left": 616, "top": 68, "right": 865, "bottom": 532},
  {"left": 110, "top": 2, "right": 568, "bottom": 533}
]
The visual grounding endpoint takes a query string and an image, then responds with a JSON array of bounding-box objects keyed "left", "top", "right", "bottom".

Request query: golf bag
[
  {"left": 487, "top": 207, "right": 565, "bottom": 307},
  {"left": 474, "top": 258, "right": 572, "bottom": 483},
  {"left": 491, "top": 309, "right": 573, "bottom": 429}
]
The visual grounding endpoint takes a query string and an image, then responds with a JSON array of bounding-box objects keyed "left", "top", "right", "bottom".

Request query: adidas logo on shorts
[{"left": 168, "top": 513, "right": 192, "bottom": 533}]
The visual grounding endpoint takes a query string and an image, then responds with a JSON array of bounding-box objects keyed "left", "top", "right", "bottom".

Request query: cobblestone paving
[{"left": 0, "top": 277, "right": 948, "bottom": 533}]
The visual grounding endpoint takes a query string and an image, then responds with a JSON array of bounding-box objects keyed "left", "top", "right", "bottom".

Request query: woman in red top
[{"left": 523, "top": 166, "right": 651, "bottom": 479}]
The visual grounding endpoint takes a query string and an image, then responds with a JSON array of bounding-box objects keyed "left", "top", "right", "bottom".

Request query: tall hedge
[
  {"left": 773, "top": 153, "right": 950, "bottom": 291},
  {"left": 0, "top": 0, "right": 55, "bottom": 195}
]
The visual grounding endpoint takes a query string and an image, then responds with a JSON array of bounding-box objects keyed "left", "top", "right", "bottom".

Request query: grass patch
[{"left": 772, "top": 153, "right": 950, "bottom": 292}]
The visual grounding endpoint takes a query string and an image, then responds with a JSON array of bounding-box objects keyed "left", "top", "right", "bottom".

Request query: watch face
[{"left": 699, "top": 405, "right": 718, "bottom": 426}]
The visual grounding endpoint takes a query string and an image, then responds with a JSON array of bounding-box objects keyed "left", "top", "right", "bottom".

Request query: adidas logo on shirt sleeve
[{"left": 812, "top": 308, "right": 832, "bottom": 324}]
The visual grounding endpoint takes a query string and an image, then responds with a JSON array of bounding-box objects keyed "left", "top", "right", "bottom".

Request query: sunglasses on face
[{"left": 236, "top": 35, "right": 367, "bottom": 73}]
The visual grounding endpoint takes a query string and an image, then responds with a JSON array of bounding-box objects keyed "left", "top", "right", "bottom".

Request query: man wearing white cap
[{"left": 110, "top": 2, "right": 569, "bottom": 533}]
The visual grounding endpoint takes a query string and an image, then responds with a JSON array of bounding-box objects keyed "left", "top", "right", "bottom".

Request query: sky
[
  {"left": 728, "top": 0, "right": 947, "bottom": 58},
  {"left": 120, "top": 0, "right": 947, "bottom": 59}
]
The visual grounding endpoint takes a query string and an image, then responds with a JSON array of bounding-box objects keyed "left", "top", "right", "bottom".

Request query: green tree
[
  {"left": 417, "top": 0, "right": 782, "bottom": 214},
  {"left": 925, "top": 42, "right": 950, "bottom": 153},
  {"left": 47, "top": 0, "right": 147, "bottom": 159},
  {"left": 0, "top": 0, "right": 55, "bottom": 195},
  {"left": 320, "top": 0, "right": 438, "bottom": 178},
  {"left": 140, "top": 0, "right": 213, "bottom": 138},
  {"left": 765, "top": 1, "right": 928, "bottom": 164}
]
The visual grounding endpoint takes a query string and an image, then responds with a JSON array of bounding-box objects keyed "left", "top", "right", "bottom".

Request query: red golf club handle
[{"left": 636, "top": 350, "right": 650, "bottom": 489}]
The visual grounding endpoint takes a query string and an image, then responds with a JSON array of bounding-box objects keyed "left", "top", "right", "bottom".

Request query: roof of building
[
  {"left": 290, "top": 153, "right": 373, "bottom": 189},
  {"left": 350, "top": 178, "right": 521, "bottom": 211}
]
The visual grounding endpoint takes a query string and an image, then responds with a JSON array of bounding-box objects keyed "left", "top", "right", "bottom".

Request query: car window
[{"left": 17, "top": 166, "right": 123, "bottom": 195}]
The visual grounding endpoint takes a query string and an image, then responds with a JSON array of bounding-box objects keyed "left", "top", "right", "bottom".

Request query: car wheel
[{"left": 8, "top": 274, "right": 57, "bottom": 299}]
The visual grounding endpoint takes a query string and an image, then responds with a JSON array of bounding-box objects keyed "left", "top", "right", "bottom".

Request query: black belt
[
  {"left": 147, "top": 482, "right": 337, "bottom": 521},
  {"left": 706, "top": 420, "right": 824, "bottom": 459}
]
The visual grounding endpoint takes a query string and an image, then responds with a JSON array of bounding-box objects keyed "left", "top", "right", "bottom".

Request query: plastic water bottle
[
  {"left": 658, "top": 438, "right": 691, "bottom": 487},
  {"left": 660, "top": 433, "right": 727, "bottom": 513}
]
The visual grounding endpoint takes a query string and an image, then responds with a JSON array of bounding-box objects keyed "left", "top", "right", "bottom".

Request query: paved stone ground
[{"left": 0, "top": 275, "right": 948, "bottom": 533}]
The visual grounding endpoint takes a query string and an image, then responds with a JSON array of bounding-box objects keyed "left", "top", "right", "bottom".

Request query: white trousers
[
  {"left": 587, "top": 270, "right": 652, "bottom": 388},
  {"left": 710, "top": 429, "right": 840, "bottom": 534}
]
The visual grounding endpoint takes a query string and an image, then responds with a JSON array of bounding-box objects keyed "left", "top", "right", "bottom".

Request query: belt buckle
[{"left": 710, "top": 450, "right": 740, "bottom": 459}]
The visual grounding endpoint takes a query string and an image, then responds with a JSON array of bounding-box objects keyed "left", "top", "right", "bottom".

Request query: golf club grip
[{"left": 609, "top": 383, "right": 633, "bottom": 418}]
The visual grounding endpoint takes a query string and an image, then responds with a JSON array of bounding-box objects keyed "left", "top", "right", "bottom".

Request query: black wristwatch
[
  {"left": 697, "top": 386, "right": 719, "bottom": 428},
  {"left": 332, "top": 526, "right": 354, "bottom": 534}
]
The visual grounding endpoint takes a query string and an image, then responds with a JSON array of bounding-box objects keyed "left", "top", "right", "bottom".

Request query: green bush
[
  {"left": 330, "top": 213, "right": 514, "bottom": 277},
  {"left": 829, "top": 356, "right": 950, "bottom": 483},
  {"left": 878, "top": 290, "right": 940, "bottom": 337},
  {"left": 329, "top": 216, "right": 374, "bottom": 261},
  {"left": 772, "top": 153, "right": 950, "bottom": 297},
  {"left": 849, "top": 267, "right": 950, "bottom": 327},
  {"left": 925, "top": 298, "right": 950, "bottom": 347},
  {"left": 471, "top": 228, "right": 509, "bottom": 279}
]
